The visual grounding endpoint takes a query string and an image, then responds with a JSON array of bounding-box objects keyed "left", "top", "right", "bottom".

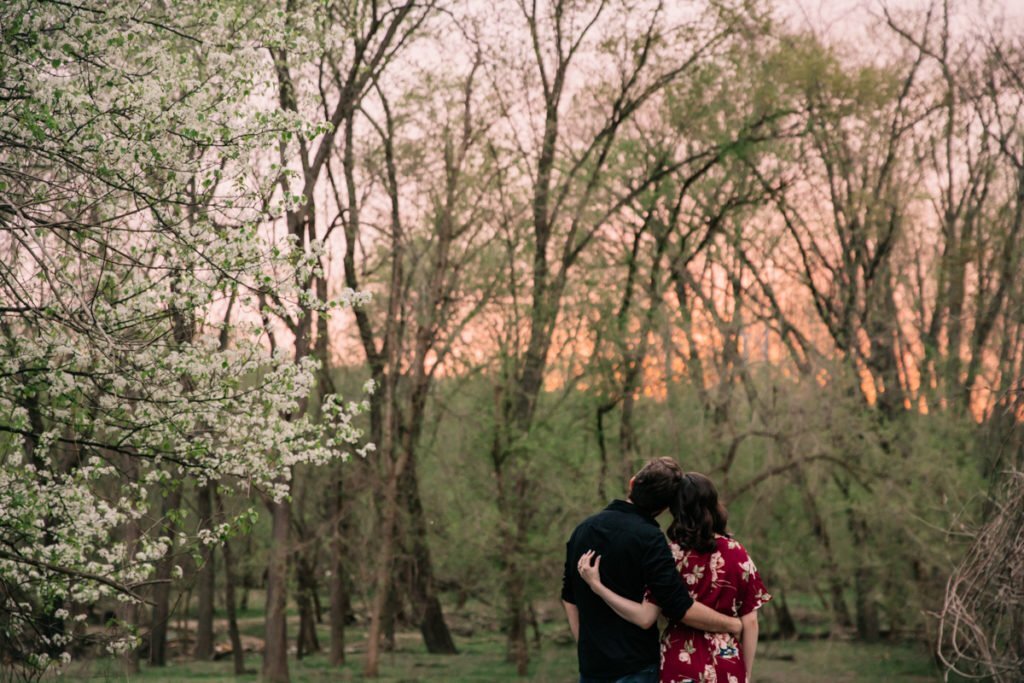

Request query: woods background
[{"left": 1, "top": 0, "right": 1023, "bottom": 681}]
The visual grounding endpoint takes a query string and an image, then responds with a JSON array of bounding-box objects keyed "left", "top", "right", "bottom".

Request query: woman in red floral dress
[{"left": 579, "top": 473, "right": 770, "bottom": 683}]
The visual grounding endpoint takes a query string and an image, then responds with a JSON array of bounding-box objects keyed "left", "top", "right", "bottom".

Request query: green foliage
[{"left": 407, "top": 363, "right": 985, "bottom": 642}]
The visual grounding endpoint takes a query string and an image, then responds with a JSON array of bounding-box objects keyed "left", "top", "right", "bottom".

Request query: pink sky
[{"left": 778, "top": 0, "right": 1024, "bottom": 36}]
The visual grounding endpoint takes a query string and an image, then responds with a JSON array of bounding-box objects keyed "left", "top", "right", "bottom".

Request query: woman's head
[{"left": 667, "top": 472, "right": 728, "bottom": 553}]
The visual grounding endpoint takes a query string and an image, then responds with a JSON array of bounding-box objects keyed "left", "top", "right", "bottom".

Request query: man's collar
[{"left": 606, "top": 499, "right": 659, "bottom": 525}]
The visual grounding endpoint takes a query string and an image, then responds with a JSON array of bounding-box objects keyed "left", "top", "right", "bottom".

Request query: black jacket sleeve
[
  {"left": 561, "top": 533, "right": 577, "bottom": 604},
  {"left": 641, "top": 533, "right": 693, "bottom": 621}
]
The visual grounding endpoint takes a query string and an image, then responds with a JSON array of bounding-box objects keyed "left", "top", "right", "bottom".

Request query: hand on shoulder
[{"left": 577, "top": 550, "right": 603, "bottom": 589}]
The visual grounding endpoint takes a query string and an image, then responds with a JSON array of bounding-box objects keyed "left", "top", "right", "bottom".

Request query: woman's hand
[
  {"left": 577, "top": 550, "right": 661, "bottom": 629},
  {"left": 577, "top": 550, "right": 603, "bottom": 589}
]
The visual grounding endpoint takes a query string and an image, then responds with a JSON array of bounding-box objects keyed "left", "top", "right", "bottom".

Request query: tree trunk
[
  {"left": 262, "top": 496, "right": 292, "bottom": 683},
  {"left": 214, "top": 489, "right": 246, "bottom": 675},
  {"left": 119, "top": 515, "right": 141, "bottom": 674},
  {"left": 941, "top": 227, "right": 969, "bottom": 401},
  {"left": 295, "top": 550, "right": 321, "bottom": 659},
  {"left": 328, "top": 462, "right": 347, "bottom": 666},
  {"left": 419, "top": 595, "right": 456, "bottom": 654},
  {"left": 528, "top": 602, "right": 542, "bottom": 650},
  {"left": 364, "top": 496, "right": 399, "bottom": 676},
  {"left": 194, "top": 481, "right": 216, "bottom": 661},
  {"left": 595, "top": 401, "right": 616, "bottom": 501},
  {"left": 850, "top": 513, "right": 880, "bottom": 642},
  {"left": 791, "top": 459, "right": 852, "bottom": 628},
  {"left": 498, "top": 468, "right": 531, "bottom": 676},
  {"left": 180, "top": 587, "right": 191, "bottom": 651},
  {"left": 771, "top": 589, "right": 798, "bottom": 639},
  {"left": 497, "top": 400, "right": 551, "bottom": 677},
  {"left": 383, "top": 580, "right": 400, "bottom": 652},
  {"left": 619, "top": 382, "right": 638, "bottom": 485},
  {"left": 866, "top": 266, "right": 905, "bottom": 419},
  {"left": 504, "top": 554, "right": 529, "bottom": 675},
  {"left": 149, "top": 487, "right": 182, "bottom": 666},
  {"left": 400, "top": 453, "right": 457, "bottom": 654},
  {"left": 240, "top": 531, "right": 253, "bottom": 612},
  {"left": 364, "top": 394, "right": 405, "bottom": 677}
]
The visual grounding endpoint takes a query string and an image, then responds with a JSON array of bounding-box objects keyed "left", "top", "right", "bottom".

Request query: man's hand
[{"left": 728, "top": 615, "right": 743, "bottom": 638}]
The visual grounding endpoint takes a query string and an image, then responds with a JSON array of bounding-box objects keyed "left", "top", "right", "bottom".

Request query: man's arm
[
  {"left": 562, "top": 600, "right": 580, "bottom": 642},
  {"left": 644, "top": 534, "right": 741, "bottom": 635},
  {"left": 561, "top": 534, "right": 579, "bottom": 640},
  {"left": 642, "top": 534, "right": 694, "bottom": 621},
  {"left": 681, "top": 601, "right": 742, "bottom": 636}
]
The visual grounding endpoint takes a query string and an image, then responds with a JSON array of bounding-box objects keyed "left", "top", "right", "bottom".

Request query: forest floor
[
  {"left": 65, "top": 638, "right": 946, "bottom": 683},
  {"left": 62, "top": 601, "right": 954, "bottom": 683}
]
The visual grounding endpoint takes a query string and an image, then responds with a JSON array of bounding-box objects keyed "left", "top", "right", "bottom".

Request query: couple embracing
[{"left": 561, "top": 457, "right": 771, "bottom": 683}]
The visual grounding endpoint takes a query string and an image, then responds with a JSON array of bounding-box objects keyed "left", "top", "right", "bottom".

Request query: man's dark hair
[{"left": 629, "top": 457, "right": 684, "bottom": 515}]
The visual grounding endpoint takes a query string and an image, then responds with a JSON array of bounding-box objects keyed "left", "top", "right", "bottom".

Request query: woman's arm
[
  {"left": 740, "top": 610, "right": 759, "bottom": 680},
  {"left": 577, "top": 551, "right": 661, "bottom": 629},
  {"left": 681, "top": 601, "right": 742, "bottom": 636}
]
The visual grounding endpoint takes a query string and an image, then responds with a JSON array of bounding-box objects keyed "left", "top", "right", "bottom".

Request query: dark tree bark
[
  {"left": 400, "top": 456, "right": 457, "bottom": 654},
  {"left": 327, "top": 462, "right": 347, "bottom": 666},
  {"left": 771, "top": 590, "right": 798, "bottom": 640},
  {"left": 864, "top": 259, "right": 905, "bottom": 420},
  {"left": 214, "top": 489, "right": 246, "bottom": 675},
  {"left": 295, "top": 548, "right": 321, "bottom": 658},
  {"left": 240, "top": 532, "right": 253, "bottom": 612},
  {"left": 850, "top": 512, "right": 881, "bottom": 642},
  {"left": 261, "top": 496, "right": 292, "bottom": 683},
  {"left": 194, "top": 481, "right": 216, "bottom": 661},
  {"left": 149, "top": 487, "right": 182, "bottom": 666},
  {"left": 786, "top": 447, "right": 853, "bottom": 629}
]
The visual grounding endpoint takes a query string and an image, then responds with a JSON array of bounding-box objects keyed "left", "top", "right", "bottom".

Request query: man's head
[{"left": 627, "top": 457, "right": 684, "bottom": 516}]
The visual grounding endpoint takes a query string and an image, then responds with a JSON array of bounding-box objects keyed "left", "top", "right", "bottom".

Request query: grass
[
  {"left": 64, "top": 632, "right": 956, "bottom": 682},
  {"left": 754, "top": 640, "right": 949, "bottom": 683},
  {"left": 58, "top": 597, "right": 960, "bottom": 682}
]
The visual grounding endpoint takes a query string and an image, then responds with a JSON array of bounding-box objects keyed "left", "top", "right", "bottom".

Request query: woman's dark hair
[{"left": 667, "top": 472, "right": 728, "bottom": 553}]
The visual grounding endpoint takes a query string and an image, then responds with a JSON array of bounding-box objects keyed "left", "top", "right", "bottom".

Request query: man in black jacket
[{"left": 561, "top": 457, "right": 741, "bottom": 682}]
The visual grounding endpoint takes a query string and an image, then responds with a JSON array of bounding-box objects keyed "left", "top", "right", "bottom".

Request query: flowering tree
[{"left": 0, "top": 1, "right": 368, "bottom": 678}]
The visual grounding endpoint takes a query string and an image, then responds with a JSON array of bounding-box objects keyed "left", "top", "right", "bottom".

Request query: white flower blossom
[{"left": 0, "top": 0, "right": 373, "bottom": 673}]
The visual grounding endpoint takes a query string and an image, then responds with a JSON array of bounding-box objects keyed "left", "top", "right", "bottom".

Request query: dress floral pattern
[{"left": 650, "top": 535, "right": 771, "bottom": 683}]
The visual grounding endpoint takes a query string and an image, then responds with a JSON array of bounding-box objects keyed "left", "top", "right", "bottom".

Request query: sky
[{"left": 777, "top": 0, "right": 1024, "bottom": 35}]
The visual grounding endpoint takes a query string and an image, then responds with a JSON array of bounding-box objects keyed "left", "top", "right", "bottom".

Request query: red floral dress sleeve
[{"left": 732, "top": 542, "right": 772, "bottom": 616}]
